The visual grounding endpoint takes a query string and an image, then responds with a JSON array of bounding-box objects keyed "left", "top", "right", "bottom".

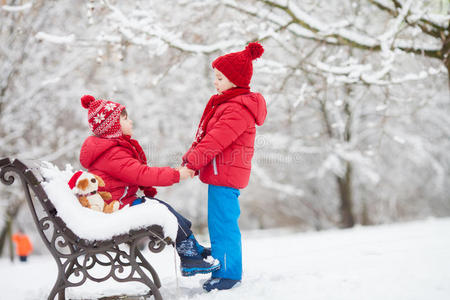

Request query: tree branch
[
  {"left": 254, "top": 0, "right": 444, "bottom": 59},
  {"left": 369, "top": 0, "right": 444, "bottom": 39},
  {"left": 103, "top": 0, "right": 245, "bottom": 55}
]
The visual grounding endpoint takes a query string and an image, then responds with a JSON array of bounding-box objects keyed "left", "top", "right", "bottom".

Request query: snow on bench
[{"left": 40, "top": 162, "right": 177, "bottom": 242}]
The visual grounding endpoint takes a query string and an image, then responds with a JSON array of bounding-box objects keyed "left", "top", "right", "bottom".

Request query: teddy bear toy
[{"left": 68, "top": 171, "right": 120, "bottom": 213}]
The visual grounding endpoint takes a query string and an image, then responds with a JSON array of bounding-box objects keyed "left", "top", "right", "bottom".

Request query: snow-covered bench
[{"left": 0, "top": 158, "right": 178, "bottom": 300}]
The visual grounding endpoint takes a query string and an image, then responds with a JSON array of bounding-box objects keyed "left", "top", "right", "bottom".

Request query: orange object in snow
[{"left": 12, "top": 233, "right": 33, "bottom": 256}]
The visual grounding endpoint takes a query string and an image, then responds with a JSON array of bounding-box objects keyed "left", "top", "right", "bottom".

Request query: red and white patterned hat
[{"left": 81, "top": 95, "right": 125, "bottom": 138}]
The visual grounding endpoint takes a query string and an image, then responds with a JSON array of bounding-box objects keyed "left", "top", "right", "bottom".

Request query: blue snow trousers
[{"left": 208, "top": 185, "right": 242, "bottom": 280}]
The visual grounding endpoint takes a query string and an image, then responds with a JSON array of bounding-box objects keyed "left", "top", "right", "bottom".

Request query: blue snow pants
[{"left": 208, "top": 184, "right": 242, "bottom": 280}]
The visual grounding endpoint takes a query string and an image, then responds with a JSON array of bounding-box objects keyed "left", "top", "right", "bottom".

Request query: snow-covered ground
[{"left": 1, "top": 218, "right": 449, "bottom": 300}]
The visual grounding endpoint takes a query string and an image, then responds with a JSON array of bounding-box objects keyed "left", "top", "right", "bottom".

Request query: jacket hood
[
  {"left": 230, "top": 92, "right": 267, "bottom": 126},
  {"left": 80, "top": 136, "right": 121, "bottom": 169}
]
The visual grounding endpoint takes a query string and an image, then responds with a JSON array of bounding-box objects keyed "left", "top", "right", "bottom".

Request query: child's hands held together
[{"left": 177, "top": 166, "right": 195, "bottom": 180}]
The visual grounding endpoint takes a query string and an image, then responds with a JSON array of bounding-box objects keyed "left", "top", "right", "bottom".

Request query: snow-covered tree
[{"left": 1, "top": 0, "right": 449, "bottom": 257}]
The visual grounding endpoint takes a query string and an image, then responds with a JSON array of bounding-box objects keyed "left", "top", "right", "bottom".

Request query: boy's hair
[{"left": 121, "top": 108, "right": 128, "bottom": 117}]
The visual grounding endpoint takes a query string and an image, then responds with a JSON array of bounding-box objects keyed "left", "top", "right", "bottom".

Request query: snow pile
[
  {"left": 39, "top": 162, "right": 178, "bottom": 241},
  {"left": 1, "top": 218, "right": 450, "bottom": 299}
]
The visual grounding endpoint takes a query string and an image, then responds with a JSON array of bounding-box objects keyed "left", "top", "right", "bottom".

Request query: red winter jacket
[
  {"left": 80, "top": 135, "right": 180, "bottom": 208},
  {"left": 184, "top": 92, "right": 267, "bottom": 189}
]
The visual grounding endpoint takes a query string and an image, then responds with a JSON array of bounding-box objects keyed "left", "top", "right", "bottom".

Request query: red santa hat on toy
[
  {"left": 81, "top": 95, "right": 125, "bottom": 138},
  {"left": 212, "top": 42, "right": 264, "bottom": 88},
  {"left": 68, "top": 171, "right": 83, "bottom": 190}
]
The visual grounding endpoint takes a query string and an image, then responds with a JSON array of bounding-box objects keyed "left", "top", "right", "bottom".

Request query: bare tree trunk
[
  {"left": 336, "top": 162, "right": 355, "bottom": 228},
  {"left": 361, "top": 199, "right": 371, "bottom": 226},
  {"left": 0, "top": 199, "right": 23, "bottom": 257},
  {"left": 319, "top": 82, "right": 357, "bottom": 228},
  {"left": 443, "top": 29, "right": 450, "bottom": 87},
  {"left": 7, "top": 215, "right": 13, "bottom": 262}
]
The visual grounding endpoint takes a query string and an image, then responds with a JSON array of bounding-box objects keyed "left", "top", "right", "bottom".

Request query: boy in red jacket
[
  {"left": 79, "top": 94, "right": 219, "bottom": 276},
  {"left": 182, "top": 42, "right": 267, "bottom": 291}
]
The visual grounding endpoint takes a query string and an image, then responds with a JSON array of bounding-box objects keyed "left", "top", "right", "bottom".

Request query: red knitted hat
[
  {"left": 212, "top": 42, "right": 264, "bottom": 88},
  {"left": 81, "top": 95, "right": 125, "bottom": 138},
  {"left": 68, "top": 171, "right": 83, "bottom": 190}
]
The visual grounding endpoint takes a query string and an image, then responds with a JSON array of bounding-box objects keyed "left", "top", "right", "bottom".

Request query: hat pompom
[
  {"left": 246, "top": 42, "right": 264, "bottom": 60},
  {"left": 81, "top": 95, "right": 95, "bottom": 109}
]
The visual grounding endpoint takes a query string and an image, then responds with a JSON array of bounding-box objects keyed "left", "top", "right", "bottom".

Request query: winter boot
[
  {"left": 190, "top": 235, "right": 211, "bottom": 258},
  {"left": 203, "top": 277, "right": 241, "bottom": 292},
  {"left": 201, "top": 247, "right": 212, "bottom": 259},
  {"left": 176, "top": 234, "right": 220, "bottom": 277}
]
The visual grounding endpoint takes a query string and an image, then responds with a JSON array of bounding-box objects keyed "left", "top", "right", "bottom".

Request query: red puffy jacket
[
  {"left": 80, "top": 135, "right": 180, "bottom": 208},
  {"left": 184, "top": 92, "right": 267, "bottom": 189}
]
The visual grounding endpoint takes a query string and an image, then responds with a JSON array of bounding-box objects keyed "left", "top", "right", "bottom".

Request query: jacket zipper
[
  {"left": 118, "top": 186, "right": 129, "bottom": 205},
  {"left": 212, "top": 157, "right": 218, "bottom": 175}
]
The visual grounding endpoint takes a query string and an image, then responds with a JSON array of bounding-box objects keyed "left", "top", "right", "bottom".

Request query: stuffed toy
[{"left": 68, "top": 171, "right": 119, "bottom": 213}]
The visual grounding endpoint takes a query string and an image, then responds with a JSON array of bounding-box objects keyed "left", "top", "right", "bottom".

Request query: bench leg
[
  {"left": 48, "top": 257, "right": 75, "bottom": 300},
  {"left": 135, "top": 248, "right": 162, "bottom": 288},
  {"left": 48, "top": 275, "right": 66, "bottom": 300},
  {"left": 135, "top": 266, "right": 163, "bottom": 300},
  {"left": 58, "top": 289, "right": 65, "bottom": 300},
  {"left": 129, "top": 243, "right": 163, "bottom": 300}
]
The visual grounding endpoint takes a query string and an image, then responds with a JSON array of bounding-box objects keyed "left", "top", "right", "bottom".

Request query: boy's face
[
  {"left": 120, "top": 113, "right": 133, "bottom": 136},
  {"left": 214, "top": 68, "right": 236, "bottom": 94}
]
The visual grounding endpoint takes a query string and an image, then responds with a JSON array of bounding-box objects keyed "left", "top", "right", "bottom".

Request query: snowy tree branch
[
  {"left": 244, "top": 0, "right": 445, "bottom": 60},
  {"left": 252, "top": 160, "right": 325, "bottom": 218},
  {"left": 309, "top": 60, "right": 446, "bottom": 86},
  {"left": 102, "top": 0, "right": 245, "bottom": 54},
  {"left": 369, "top": 0, "right": 448, "bottom": 39},
  {"left": 1, "top": 2, "right": 32, "bottom": 12}
]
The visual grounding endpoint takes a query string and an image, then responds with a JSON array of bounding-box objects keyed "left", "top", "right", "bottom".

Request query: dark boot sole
[{"left": 181, "top": 264, "right": 220, "bottom": 277}]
